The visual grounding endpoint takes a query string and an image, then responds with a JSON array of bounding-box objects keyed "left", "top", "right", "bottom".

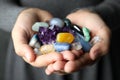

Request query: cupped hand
[
  {"left": 12, "top": 8, "right": 64, "bottom": 67},
  {"left": 45, "top": 9, "right": 111, "bottom": 75}
]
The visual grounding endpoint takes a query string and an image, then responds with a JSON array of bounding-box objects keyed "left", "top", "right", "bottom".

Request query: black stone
[{"left": 72, "top": 24, "right": 84, "bottom": 36}]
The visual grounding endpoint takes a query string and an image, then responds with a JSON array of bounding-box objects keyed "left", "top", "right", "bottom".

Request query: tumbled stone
[
  {"left": 34, "top": 48, "right": 41, "bottom": 55},
  {"left": 54, "top": 42, "right": 71, "bottom": 52},
  {"left": 90, "top": 36, "right": 102, "bottom": 45},
  {"left": 56, "top": 33, "right": 74, "bottom": 43},
  {"left": 76, "top": 33, "right": 92, "bottom": 52},
  {"left": 71, "top": 42, "right": 82, "bottom": 50},
  {"left": 32, "top": 22, "right": 49, "bottom": 32},
  {"left": 82, "top": 27, "right": 90, "bottom": 42},
  {"left": 49, "top": 18, "right": 64, "bottom": 28},
  {"left": 34, "top": 42, "right": 41, "bottom": 48},
  {"left": 29, "top": 34, "right": 39, "bottom": 47},
  {"left": 39, "top": 44, "right": 55, "bottom": 54},
  {"left": 63, "top": 18, "right": 72, "bottom": 27},
  {"left": 72, "top": 25, "right": 84, "bottom": 36}
]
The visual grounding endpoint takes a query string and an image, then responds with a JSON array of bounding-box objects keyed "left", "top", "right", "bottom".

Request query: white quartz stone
[{"left": 32, "top": 22, "right": 49, "bottom": 32}]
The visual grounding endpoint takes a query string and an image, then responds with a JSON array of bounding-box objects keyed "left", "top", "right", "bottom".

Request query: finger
[
  {"left": 90, "top": 38, "right": 109, "bottom": 60},
  {"left": 12, "top": 9, "right": 53, "bottom": 62},
  {"left": 90, "top": 42, "right": 103, "bottom": 60},
  {"left": 45, "top": 64, "right": 54, "bottom": 75},
  {"left": 71, "top": 49, "right": 84, "bottom": 58},
  {"left": 12, "top": 28, "right": 36, "bottom": 62},
  {"left": 52, "top": 61, "right": 66, "bottom": 71},
  {"left": 11, "top": 10, "right": 38, "bottom": 61},
  {"left": 36, "top": 9, "right": 53, "bottom": 22},
  {"left": 64, "top": 53, "right": 94, "bottom": 73},
  {"left": 29, "top": 52, "right": 63, "bottom": 67},
  {"left": 45, "top": 60, "right": 66, "bottom": 75},
  {"left": 90, "top": 28, "right": 110, "bottom": 60},
  {"left": 61, "top": 50, "right": 76, "bottom": 60}
]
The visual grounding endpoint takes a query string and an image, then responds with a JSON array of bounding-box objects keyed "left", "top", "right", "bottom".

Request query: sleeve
[
  {"left": 92, "top": 0, "right": 120, "bottom": 31},
  {"left": 0, "top": 0, "right": 25, "bottom": 32}
]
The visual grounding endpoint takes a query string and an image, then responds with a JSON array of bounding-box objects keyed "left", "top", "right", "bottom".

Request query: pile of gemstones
[{"left": 29, "top": 18, "right": 92, "bottom": 55}]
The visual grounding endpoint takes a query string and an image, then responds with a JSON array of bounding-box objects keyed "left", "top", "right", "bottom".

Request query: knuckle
[{"left": 53, "top": 53, "right": 63, "bottom": 60}]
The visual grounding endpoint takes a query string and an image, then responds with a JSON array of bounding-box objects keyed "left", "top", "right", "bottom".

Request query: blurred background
[
  {"left": 0, "top": 1, "right": 17, "bottom": 80},
  {"left": 0, "top": 29, "right": 10, "bottom": 80}
]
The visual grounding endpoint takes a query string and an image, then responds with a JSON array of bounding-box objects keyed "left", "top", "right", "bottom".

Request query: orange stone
[{"left": 56, "top": 33, "right": 74, "bottom": 43}]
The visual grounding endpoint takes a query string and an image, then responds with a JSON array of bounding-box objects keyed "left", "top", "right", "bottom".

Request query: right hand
[{"left": 12, "top": 8, "right": 64, "bottom": 67}]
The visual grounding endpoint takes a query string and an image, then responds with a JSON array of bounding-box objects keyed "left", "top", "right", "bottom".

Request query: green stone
[{"left": 82, "top": 27, "right": 91, "bottom": 42}]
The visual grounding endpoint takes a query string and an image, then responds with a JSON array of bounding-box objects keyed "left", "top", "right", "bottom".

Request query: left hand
[{"left": 45, "top": 9, "right": 111, "bottom": 75}]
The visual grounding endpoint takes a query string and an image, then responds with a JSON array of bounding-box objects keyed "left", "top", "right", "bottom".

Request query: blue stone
[
  {"left": 75, "top": 33, "right": 92, "bottom": 52},
  {"left": 49, "top": 18, "right": 64, "bottom": 28},
  {"left": 53, "top": 42, "right": 71, "bottom": 52}
]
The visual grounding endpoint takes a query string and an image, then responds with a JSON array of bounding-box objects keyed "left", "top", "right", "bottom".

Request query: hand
[
  {"left": 12, "top": 8, "right": 63, "bottom": 67},
  {"left": 45, "top": 9, "right": 111, "bottom": 75}
]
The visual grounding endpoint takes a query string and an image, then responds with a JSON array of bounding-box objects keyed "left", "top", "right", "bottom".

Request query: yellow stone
[
  {"left": 56, "top": 33, "right": 74, "bottom": 43},
  {"left": 39, "top": 44, "right": 55, "bottom": 55}
]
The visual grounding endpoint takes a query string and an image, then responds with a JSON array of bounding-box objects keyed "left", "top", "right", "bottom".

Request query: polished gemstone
[
  {"left": 34, "top": 48, "right": 41, "bottom": 55},
  {"left": 63, "top": 18, "right": 72, "bottom": 27},
  {"left": 56, "top": 33, "right": 74, "bottom": 43},
  {"left": 32, "top": 22, "right": 49, "bottom": 32},
  {"left": 82, "top": 27, "right": 90, "bottom": 42},
  {"left": 72, "top": 25, "right": 84, "bottom": 36},
  {"left": 49, "top": 18, "right": 64, "bottom": 28},
  {"left": 71, "top": 42, "right": 82, "bottom": 50},
  {"left": 54, "top": 42, "right": 71, "bottom": 52},
  {"left": 76, "top": 33, "right": 92, "bottom": 52},
  {"left": 34, "top": 42, "right": 41, "bottom": 48},
  {"left": 29, "top": 34, "right": 39, "bottom": 47},
  {"left": 39, "top": 44, "right": 55, "bottom": 54}
]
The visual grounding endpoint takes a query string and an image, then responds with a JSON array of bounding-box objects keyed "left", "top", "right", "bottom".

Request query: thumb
[
  {"left": 89, "top": 42, "right": 103, "bottom": 60},
  {"left": 12, "top": 28, "right": 36, "bottom": 62}
]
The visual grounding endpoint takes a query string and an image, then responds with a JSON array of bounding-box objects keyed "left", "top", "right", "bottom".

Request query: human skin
[
  {"left": 12, "top": 8, "right": 76, "bottom": 67},
  {"left": 12, "top": 8, "right": 111, "bottom": 75},
  {"left": 45, "top": 9, "right": 111, "bottom": 75}
]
